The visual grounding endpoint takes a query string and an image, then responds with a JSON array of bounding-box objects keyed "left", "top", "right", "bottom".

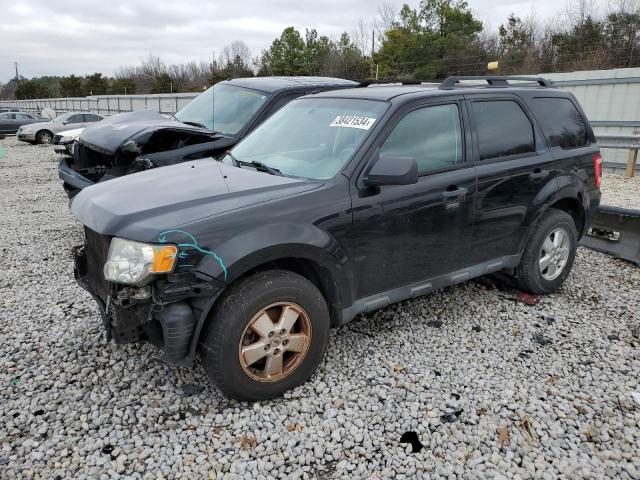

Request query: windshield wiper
[
  {"left": 180, "top": 120, "right": 209, "bottom": 129},
  {"left": 229, "top": 154, "right": 282, "bottom": 176}
]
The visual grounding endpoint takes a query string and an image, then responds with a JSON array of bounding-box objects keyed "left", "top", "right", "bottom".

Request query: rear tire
[
  {"left": 514, "top": 209, "right": 577, "bottom": 294},
  {"left": 36, "top": 130, "right": 53, "bottom": 144},
  {"left": 199, "top": 270, "right": 330, "bottom": 401}
]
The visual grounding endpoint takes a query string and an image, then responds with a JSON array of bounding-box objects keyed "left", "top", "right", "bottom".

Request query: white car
[
  {"left": 53, "top": 128, "right": 84, "bottom": 156},
  {"left": 17, "top": 112, "right": 102, "bottom": 144}
]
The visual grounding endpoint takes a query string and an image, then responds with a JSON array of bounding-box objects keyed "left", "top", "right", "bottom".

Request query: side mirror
[{"left": 363, "top": 154, "right": 419, "bottom": 187}]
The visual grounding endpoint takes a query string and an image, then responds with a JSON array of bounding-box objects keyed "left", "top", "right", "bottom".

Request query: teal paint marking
[{"left": 158, "top": 229, "right": 228, "bottom": 281}]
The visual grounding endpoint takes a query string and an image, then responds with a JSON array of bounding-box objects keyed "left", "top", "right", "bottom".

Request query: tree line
[{"left": 3, "top": 0, "right": 640, "bottom": 100}]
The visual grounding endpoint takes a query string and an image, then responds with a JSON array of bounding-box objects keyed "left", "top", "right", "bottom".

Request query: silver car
[{"left": 17, "top": 112, "right": 103, "bottom": 144}]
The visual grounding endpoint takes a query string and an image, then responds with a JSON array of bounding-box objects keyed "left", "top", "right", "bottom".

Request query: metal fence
[{"left": 0, "top": 93, "right": 199, "bottom": 116}]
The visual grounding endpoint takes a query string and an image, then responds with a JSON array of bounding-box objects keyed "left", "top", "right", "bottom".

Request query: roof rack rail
[
  {"left": 357, "top": 78, "right": 439, "bottom": 87},
  {"left": 439, "top": 75, "right": 553, "bottom": 90}
]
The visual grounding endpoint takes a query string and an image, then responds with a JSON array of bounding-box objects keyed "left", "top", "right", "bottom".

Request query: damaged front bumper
[
  {"left": 58, "top": 158, "right": 95, "bottom": 197},
  {"left": 73, "top": 236, "right": 223, "bottom": 366},
  {"left": 579, "top": 205, "right": 640, "bottom": 265}
]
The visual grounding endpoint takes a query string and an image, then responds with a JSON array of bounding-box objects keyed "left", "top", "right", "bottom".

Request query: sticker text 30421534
[{"left": 330, "top": 115, "right": 376, "bottom": 130}]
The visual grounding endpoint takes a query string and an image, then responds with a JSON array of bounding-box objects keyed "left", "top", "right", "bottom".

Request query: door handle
[
  {"left": 529, "top": 169, "right": 549, "bottom": 181},
  {"left": 442, "top": 186, "right": 468, "bottom": 199}
]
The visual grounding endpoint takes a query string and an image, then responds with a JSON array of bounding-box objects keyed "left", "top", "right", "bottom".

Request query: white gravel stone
[{"left": 1, "top": 136, "right": 639, "bottom": 479}]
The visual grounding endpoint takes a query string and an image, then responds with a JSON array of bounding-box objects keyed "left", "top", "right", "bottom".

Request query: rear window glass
[
  {"left": 532, "top": 97, "right": 590, "bottom": 149},
  {"left": 472, "top": 100, "right": 535, "bottom": 160}
]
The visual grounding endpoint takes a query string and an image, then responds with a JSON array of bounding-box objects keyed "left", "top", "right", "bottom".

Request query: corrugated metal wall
[{"left": 544, "top": 68, "right": 640, "bottom": 168}]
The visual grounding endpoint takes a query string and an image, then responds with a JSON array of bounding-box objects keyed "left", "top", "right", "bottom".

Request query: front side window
[
  {"left": 174, "top": 84, "right": 270, "bottom": 135},
  {"left": 380, "top": 104, "right": 462, "bottom": 174},
  {"left": 472, "top": 100, "right": 535, "bottom": 160},
  {"left": 531, "top": 97, "right": 590, "bottom": 149},
  {"left": 229, "top": 98, "right": 389, "bottom": 180}
]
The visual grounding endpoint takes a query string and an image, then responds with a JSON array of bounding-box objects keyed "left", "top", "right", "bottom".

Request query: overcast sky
[{"left": 0, "top": 0, "right": 613, "bottom": 82}]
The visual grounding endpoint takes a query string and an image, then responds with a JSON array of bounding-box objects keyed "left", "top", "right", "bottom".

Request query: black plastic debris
[
  {"left": 532, "top": 334, "right": 552, "bottom": 346},
  {"left": 427, "top": 320, "right": 443, "bottom": 328},
  {"left": 472, "top": 325, "right": 482, "bottom": 332},
  {"left": 546, "top": 317, "right": 556, "bottom": 325},
  {"left": 441, "top": 409, "right": 463, "bottom": 423},
  {"left": 183, "top": 383, "right": 205, "bottom": 396},
  {"left": 608, "top": 334, "right": 620, "bottom": 341},
  {"left": 399, "top": 431, "right": 424, "bottom": 453},
  {"left": 101, "top": 444, "right": 114, "bottom": 455}
]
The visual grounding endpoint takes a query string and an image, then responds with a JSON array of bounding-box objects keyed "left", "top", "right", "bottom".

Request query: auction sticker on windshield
[{"left": 330, "top": 115, "right": 376, "bottom": 130}]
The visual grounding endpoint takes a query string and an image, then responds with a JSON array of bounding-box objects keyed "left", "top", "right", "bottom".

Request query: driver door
[{"left": 350, "top": 100, "right": 477, "bottom": 299}]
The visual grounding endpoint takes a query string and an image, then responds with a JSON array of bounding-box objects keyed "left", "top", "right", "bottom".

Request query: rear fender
[{"left": 519, "top": 173, "right": 589, "bottom": 252}]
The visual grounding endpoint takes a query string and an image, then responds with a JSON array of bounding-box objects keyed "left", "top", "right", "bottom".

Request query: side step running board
[{"left": 579, "top": 205, "right": 640, "bottom": 265}]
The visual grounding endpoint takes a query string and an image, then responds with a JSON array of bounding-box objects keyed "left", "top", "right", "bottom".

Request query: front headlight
[{"left": 103, "top": 238, "right": 177, "bottom": 285}]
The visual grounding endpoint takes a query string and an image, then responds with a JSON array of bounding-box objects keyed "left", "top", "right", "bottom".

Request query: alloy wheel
[
  {"left": 539, "top": 227, "right": 570, "bottom": 281},
  {"left": 238, "top": 302, "right": 312, "bottom": 382}
]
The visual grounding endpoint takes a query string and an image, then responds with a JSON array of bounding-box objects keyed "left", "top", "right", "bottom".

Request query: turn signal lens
[{"left": 152, "top": 245, "right": 178, "bottom": 273}]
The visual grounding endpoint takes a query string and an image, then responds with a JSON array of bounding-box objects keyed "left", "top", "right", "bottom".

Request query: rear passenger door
[{"left": 466, "top": 94, "right": 558, "bottom": 265}]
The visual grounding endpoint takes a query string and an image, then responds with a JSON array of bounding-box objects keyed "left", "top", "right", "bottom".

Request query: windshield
[
  {"left": 228, "top": 98, "right": 388, "bottom": 179},
  {"left": 174, "top": 83, "right": 270, "bottom": 135}
]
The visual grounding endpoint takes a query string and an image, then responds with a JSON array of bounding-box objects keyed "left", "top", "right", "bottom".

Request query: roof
[
  {"left": 310, "top": 84, "right": 442, "bottom": 101},
  {"left": 223, "top": 76, "right": 358, "bottom": 93},
  {"left": 309, "top": 80, "right": 562, "bottom": 103}
]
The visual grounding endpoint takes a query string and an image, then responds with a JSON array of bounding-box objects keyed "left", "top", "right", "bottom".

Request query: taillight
[{"left": 593, "top": 153, "right": 603, "bottom": 188}]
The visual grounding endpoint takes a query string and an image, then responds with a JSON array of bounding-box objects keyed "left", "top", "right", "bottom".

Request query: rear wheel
[
  {"left": 36, "top": 130, "right": 53, "bottom": 144},
  {"left": 199, "top": 270, "right": 330, "bottom": 401},
  {"left": 514, "top": 209, "right": 577, "bottom": 294}
]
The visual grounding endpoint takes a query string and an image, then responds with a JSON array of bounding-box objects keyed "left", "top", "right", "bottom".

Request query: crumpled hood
[
  {"left": 79, "top": 110, "right": 211, "bottom": 154},
  {"left": 71, "top": 159, "right": 319, "bottom": 240}
]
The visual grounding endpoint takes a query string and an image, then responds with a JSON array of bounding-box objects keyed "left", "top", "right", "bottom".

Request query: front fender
[{"left": 194, "top": 222, "right": 352, "bottom": 302}]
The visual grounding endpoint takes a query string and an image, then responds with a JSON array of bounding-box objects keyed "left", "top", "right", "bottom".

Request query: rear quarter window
[{"left": 531, "top": 97, "right": 590, "bottom": 149}]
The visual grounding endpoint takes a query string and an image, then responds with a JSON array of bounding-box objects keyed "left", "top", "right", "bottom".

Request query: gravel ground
[{"left": 1, "top": 136, "right": 639, "bottom": 480}]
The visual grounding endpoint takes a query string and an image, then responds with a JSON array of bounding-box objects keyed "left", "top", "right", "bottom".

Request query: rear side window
[
  {"left": 84, "top": 114, "right": 102, "bottom": 122},
  {"left": 66, "top": 114, "right": 84, "bottom": 123},
  {"left": 531, "top": 97, "right": 590, "bottom": 149},
  {"left": 472, "top": 100, "right": 535, "bottom": 160}
]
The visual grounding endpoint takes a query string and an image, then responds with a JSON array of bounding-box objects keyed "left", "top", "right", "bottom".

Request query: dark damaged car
[
  {"left": 71, "top": 76, "right": 601, "bottom": 400},
  {"left": 58, "top": 76, "right": 357, "bottom": 196}
]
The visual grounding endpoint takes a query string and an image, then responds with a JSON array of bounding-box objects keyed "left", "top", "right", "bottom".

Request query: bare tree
[{"left": 376, "top": 2, "right": 397, "bottom": 32}]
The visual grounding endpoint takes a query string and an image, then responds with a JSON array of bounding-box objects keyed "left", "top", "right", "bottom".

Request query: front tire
[
  {"left": 200, "top": 270, "right": 330, "bottom": 401},
  {"left": 36, "top": 130, "right": 53, "bottom": 144},
  {"left": 514, "top": 209, "right": 577, "bottom": 294}
]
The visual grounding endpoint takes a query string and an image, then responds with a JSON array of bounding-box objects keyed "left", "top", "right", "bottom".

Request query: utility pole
[
  {"left": 371, "top": 30, "right": 375, "bottom": 79},
  {"left": 15, "top": 62, "right": 19, "bottom": 84}
]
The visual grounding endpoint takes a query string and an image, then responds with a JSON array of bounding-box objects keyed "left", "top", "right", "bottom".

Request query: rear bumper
[{"left": 58, "top": 158, "right": 95, "bottom": 197}]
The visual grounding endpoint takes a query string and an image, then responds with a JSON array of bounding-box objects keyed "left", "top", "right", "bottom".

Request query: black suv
[
  {"left": 58, "top": 76, "right": 356, "bottom": 196},
  {"left": 71, "top": 76, "right": 602, "bottom": 400}
]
